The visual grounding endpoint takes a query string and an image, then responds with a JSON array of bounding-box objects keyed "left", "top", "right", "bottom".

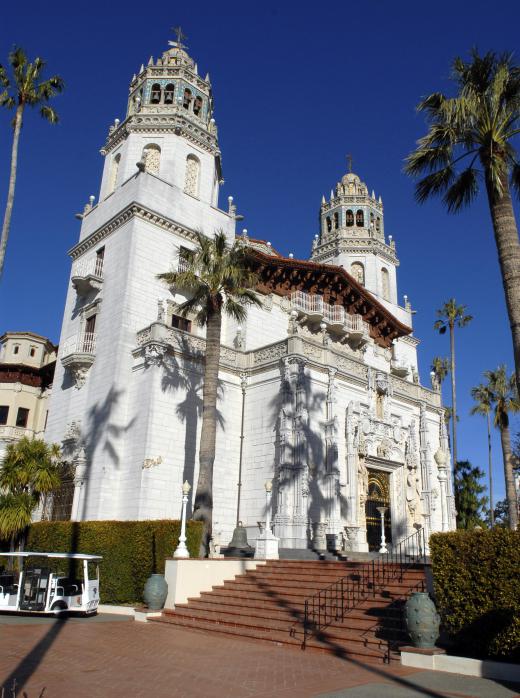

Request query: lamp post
[
  {"left": 377, "top": 506, "right": 388, "bottom": 554},
  {"left": 174, "top": 480, "right": 191, "bottom": 558}
]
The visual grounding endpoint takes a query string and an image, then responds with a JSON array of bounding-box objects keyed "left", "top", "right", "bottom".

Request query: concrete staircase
[{"left": 151, "top": 560, "right": 426, "bottom": 663}]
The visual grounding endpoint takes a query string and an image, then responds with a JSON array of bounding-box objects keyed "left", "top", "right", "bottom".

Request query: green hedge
[
  {"left": 26, "top": 519, "right": 203, "bottom": 605},
  {"left": 430, "top": 529, "right": 520, "bottom": 661}
]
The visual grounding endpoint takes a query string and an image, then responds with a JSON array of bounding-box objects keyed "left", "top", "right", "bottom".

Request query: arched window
[
  {"left": 183, "top": 88, "right": 192, "bottom": 109},
  {"left": 370, "top": 212, "right": 374, "bottom": 229},
  {"left": 381, "top": 267, "right": 390, "bottom": 301},
  {"left": 356, "top": 209, "right": 364, "bottom": 227},
  {"left": 184, "top": 154, "right": 200, "bottom": 197},
  {"left": 346, "top": 209, "right": 354, "bottom": 226},
  {"left": 164, "top": 83, "right": 175, "bottom": 104},
  {"left": 326, "top": 216, "right": 332, "bottom": 233},
  {"left": 376, "top": 217, "right": 381, "bottom": 233},
  {"left": 333, "top": 212, "right": 339, "bottom": 229},
  {"left": 142, "top": 144, "right": 161, "bottom": 175},
  {"left": 193, "top": 96, "right": 203, "bottom": 116},
  {"left": 351, "top": 262, "right": 365, "bottom": 286},
  {"left": 150, "top": 83, "right": 162, "bottom": 104},
  {"left": 108, "top": 153, "right": 121, "bottom": 194}
]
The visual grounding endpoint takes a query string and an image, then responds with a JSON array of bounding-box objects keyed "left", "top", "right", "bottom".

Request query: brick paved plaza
[{"left": 0, "top": 615, "right": 519, "bottom": 698}]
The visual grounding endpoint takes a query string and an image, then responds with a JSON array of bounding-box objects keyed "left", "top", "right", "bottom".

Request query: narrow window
[
  {"left": 370, "top": 212, "right": 374, "bottom": 229},
  {"left": 84, "top": 316, "right": 96, "bottom": 352},
  {"left": 178, "top": 246, "right": 190, "bottom": 272},
  {"left": 30, "top": 347, "right": 36, "bottom": 357},
  {"left": 184, "top": 155, "right": 200, "bottom": 197},
  {"left": 16, "top": 407, "right": 29, "bottom": 428},
  {"left": 333, "top": 212, "right": 339, "bottom": 229},
  {"left": 183, "top": 88, "right": 192, "bottom": 109},
  {"left": 0, "top": 406, "right": 8, "bottom": 425},
  {"left": 164, "top": 83, "right": 175, "bottom": 104},
  {"left": 193, "top": 96, "right": 203, "bottom": 116},
  {"left": 95, "top": 247, "right": 105, "bottom": 276},
  {"left": 171, "top": 314, "right": 192, "bottom": 332},
  {"left": 150, "top": 83, "right": 162, "bottom": 104},
  {"left": 351, "top": 262, "right": 365, "bottom": 286},
  {"left": 142, "top": 144, "right": 161, "bottom": 175},
  {"left": 326, "top": 216, "right": 332, "bottom": 233},
  {"left": 108, "top": 153, "right": 121, "bottom": 194},
  {"left": 376, "top": 217, "right": 381, "bottom": 233},
  {"left": 346, "top": 210, "right": 354, "bottom": 227},
  {"left": 381, "top": 268, "right": 390, "bottom": 301},
  {"left": 13, "top": 345, "right": 19, "bottom": 355},
  {"left": 356, "top": 209, "right": 364, "bottom": 227}
]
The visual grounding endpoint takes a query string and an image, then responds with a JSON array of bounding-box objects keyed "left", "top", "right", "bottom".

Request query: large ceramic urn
[
  {"left": 143, "top": 573, "right": 168, "bottom": 610},
  {"left": 404, "top": 591, "right": 440, "bottom": 649}
]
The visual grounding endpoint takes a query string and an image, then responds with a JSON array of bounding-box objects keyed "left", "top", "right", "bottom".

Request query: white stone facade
[{"left": 44, "top": 39, "right": 456, "bottom": 551}]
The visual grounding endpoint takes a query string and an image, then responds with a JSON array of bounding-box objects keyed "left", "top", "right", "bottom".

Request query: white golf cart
[{"left": 0, "top": 552, "right": 102, "bottom": 616}]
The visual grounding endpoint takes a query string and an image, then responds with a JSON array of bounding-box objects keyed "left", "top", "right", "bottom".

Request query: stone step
[
  {"left": 233, "top": 573, "right": 425, "bottom": 592},
  {"left": 218, "top": 580, "right": 418, "bottom": 602}
]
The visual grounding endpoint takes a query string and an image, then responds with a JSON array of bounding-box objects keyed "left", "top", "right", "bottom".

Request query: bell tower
[
  {"left": 310, "top": 167, "right": 400, "bottom": 311},
  {"left": 97, "top": 30, "right": 223, "bottom": 213}
]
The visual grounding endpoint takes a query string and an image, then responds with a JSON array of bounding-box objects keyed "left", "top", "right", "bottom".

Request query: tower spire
[
  {"left": 169, "top": 25, "right": 188, "bottom": 50},
  {"left": 346, "top": 153, "right": 353, "bottom": 173}
]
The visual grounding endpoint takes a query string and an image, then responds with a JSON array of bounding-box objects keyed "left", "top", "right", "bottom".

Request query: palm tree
[
  {"left": 470, "top": 383, "right": 495, "bottom": 526},
  {"left": 405, "top": 50, "right": 520, "bottom": 400},
  {"left": 158, "top": 231, "right": 261, "bottom": 556},
  {"left": 0, "top": 47, "right": 64, "bottom": 279},
  {"left": 433, "top": 299, "right": 473, "bottom": 466},
  {"left": 0, "top": 437, "right": 62, "bottom": 550},
  {"left": 482, "top": 366, "right": 519, "bottom": 530}
]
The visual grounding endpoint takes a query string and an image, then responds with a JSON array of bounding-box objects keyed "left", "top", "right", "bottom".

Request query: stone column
[{"left": 71, "top": 448, "right": 88, "bottom": 521}]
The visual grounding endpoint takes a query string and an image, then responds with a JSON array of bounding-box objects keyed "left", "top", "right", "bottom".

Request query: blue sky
[{"left": 1, "top": 0, "right": 519, "bottom": 503}]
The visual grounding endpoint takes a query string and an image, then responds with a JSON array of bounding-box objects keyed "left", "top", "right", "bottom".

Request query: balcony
[
  {"left": 290, "top": 291, "right": 370, "bottom": 345},
  {"left": 0, "top": 426, "right": 34, "bottom": 442},
  {"left": 60, "top": 332, "right": 97, "bottom": 388},
  {"left": 390, "top": 359, "right": 410, "bottom": 378},
  {"left": 71, "top": 256, "right": 104, "bottom": 295}
]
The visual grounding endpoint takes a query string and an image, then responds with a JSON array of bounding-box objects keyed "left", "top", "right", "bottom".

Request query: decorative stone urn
[
  {"left": 404, "top": 592, "right": 440, "bottom": 649},
  {"left": 143, "top": 573, "right": 168, "bottom": 610}
]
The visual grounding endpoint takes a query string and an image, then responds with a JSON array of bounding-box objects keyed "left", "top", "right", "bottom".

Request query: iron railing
[{"left": 295, "top": 526, "right": 427, "bottom": 649}]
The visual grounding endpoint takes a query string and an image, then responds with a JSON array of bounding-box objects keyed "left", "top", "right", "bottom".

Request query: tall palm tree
[
  {"left": 482, "top": 366, "right": 519, "bottom": 530},
  {"left": 405, "top": 50, "right": 520, "bottom": 399},
  {"left": 433, "top": 299, "right": 473, "bottom": 466},
  {"left": 470, "top": 383, "right": 495, "bottom": 526},
  {"left": 158, "top": 231, "right": 261, "bottom": 556},
  {"left": 0, "top": 47, "right": 64, "bottom": 279},
  {"left": 0, "top": 437, "right": 62, "bottom": 550}
]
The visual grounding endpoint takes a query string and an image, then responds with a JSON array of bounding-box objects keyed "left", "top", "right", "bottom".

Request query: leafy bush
[
  {"left": 26, "top": 519, "right": 203, "bottom": 605},
  {"left": 430, "top": 528, "right": 520, "bottom": 660}
]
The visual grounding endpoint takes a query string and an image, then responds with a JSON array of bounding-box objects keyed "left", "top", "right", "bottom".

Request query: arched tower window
[
  {"left": 351, "top": 262, "right": 365, "bottom": 286},
  {"left": 183, "top": 88, "right": 192, "bottom": 109},
  {"left": 164, "top": 83, "right": 175, "bottom": 104},
  {"left": 193, "top": 96, "right": 203, "bottom": 116},
  {"left": 346, "top": 210, "right": 354, "bottom": 226},
  {"left": 356, "top": 209, "right": 364, "bottom": 227},
  {"left": 381, "top": 267, "right": 390, "bottom": 301},
  {"left": 150, "top": 83, "right": 162, "bottom": 104},
  {"left": 184, "top": 154, "right": 200, "bottom": 197},
  {"left": 142, "top": 144, "right": 161, "bottom": 175},
  {"left": 108, "top": 153, "right": 121, "bottom": 194},
  {"left": 326, "top": 216, "right": 332, "bottom": 233},
  {"left": 370, "top": 212, "right": 374, "bottom": 229},
  {"left": 333, "top": 212, "right": 339, "bottom": 229},
  {"left": 376, "top": 217, "right": 381, "bottom": 233}
]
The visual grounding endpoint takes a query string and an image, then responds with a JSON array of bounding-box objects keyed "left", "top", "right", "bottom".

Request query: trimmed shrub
[
  {"left": 26, "top": 519, "right": 203, "bottom": 605},
  {"left": 430, "top": 529, "right": 520, "bottom": 660}
]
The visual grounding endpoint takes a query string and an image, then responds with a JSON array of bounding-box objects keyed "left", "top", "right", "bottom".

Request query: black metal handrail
[{"left": 294, "top": 526, "right": 427, "bottom": 649}]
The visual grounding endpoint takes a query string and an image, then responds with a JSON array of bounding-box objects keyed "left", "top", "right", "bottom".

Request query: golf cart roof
[{"left": 0, "top": 552, "right": 102, "bottom": 561}]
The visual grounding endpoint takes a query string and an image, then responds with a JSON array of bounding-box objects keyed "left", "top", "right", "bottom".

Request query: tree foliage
[{"left": 453, "top": 460, "right": 488, "bottom": 529}]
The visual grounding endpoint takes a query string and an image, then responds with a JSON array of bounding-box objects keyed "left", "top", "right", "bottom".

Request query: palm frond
[
  {"left": 415, "top": 167, "right": 456, "bottom": 203},
  {"left": 510, "top": 161, "right": 520, "bottom": 198},
  {"left": 40, "top": 105, "right": 59, "bottom": 123},
  {"left": 443, "top": 167, "right": 479, "bottom": 212}
]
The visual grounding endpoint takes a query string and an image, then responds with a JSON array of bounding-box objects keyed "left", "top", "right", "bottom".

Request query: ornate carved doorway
[{"left": 365, "top": 469, "right": 392, "bottom": 551}]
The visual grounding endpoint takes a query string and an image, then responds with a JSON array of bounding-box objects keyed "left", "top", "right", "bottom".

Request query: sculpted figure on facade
[{"left": 405, "top": 420, "right": 422, "bottom": 525}]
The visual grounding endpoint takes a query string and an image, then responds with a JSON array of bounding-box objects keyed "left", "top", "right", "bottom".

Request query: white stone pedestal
[{"left": 254, "top": 532, "right": 279, "bottom": 560}]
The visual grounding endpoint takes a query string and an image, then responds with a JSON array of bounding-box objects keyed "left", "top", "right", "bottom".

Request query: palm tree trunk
[
  {"left": 499, "top": 423, "right": 518, "bottom": 530},
  {"left": 192, "top": 304, "right": 222, "bottom": 556},
  {"left": 449, "top": 321, "right": 458, "bottom": 467},
  {"left": 487, "top": 412, "right": 494, "bottom": 527},
  {"left": 0, "top": 105, "right": 23, "bottom": 280},
  {"left": 484, "top": 172, "right": 520, "bottom": 400}
]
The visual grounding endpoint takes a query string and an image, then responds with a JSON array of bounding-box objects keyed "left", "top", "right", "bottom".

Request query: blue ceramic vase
[
  {"left": 404, "top": 592, "right": 440, "bottom": 649},
  {"left": 143, "top": 573, "right": 168, "bottom": 610}
]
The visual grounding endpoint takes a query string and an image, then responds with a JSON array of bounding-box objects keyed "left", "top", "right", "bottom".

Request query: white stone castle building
[{"left": 45, "top": 37, "right": 456, "bottom": 551}]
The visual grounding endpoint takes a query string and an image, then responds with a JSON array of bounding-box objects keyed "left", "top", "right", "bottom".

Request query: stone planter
[
  {"left": 143, "top": 573, "right": 168, "bottom": 610},
  {"left": 404, "top": 592, "right": 440, "bottom": 649}
]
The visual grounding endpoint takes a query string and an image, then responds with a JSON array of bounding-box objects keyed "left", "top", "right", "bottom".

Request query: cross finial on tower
[
  {"left": 346, "top": 153, "right": 353, "bottom": 173},
  {"left": 169, "top": 26, "right": 188, "bottom": 50}
]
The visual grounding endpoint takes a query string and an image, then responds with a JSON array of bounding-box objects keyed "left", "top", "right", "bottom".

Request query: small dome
[{"left": 341, "top": 172, "right": 361, "bottom": 186}]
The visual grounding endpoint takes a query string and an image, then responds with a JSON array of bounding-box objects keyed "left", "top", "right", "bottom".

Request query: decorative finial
[
  {"left": 169, "top": 25, "right": 188, "bottom": 50},
  {"left": 346, "top": 153, "right": 353, "bottom": 173},
  {"left": 289, "top": 253, "right": 294, "bottom": 258}
]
